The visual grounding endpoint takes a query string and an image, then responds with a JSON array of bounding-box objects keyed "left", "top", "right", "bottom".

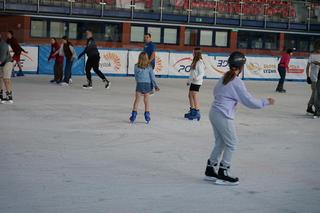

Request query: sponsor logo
[
  {"left": 246, "top": 62, "right": 277, "bottom": 74},
  {"left": 102, "top": 52, "right": 121, "bottom": 72},
  {"left": 288, "top": 65, "right": 304, "bottom": 74},
  {"left": 173, "top": 57, "right": 192, "bottom": 73},
  {"left": 155, "top": 56, "right": 163, "bottom": 73}
]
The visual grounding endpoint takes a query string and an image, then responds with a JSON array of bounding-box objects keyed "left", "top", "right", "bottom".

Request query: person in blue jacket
[{"left": 129, "top": 52, "right": 160, "bottom": 124}]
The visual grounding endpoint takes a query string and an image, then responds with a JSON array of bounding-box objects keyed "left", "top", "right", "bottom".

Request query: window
[
  {"left": 285, "top": 34, "right": 320, "bottom": 52},
  {"left": 68, "top": 23, "right": 77, "bottom": 39},
  {"left": 237, "top": 31, "right": 279, "bottom": 50},
  {"left": 184, "top": 28, "right": 199, "bottom": 46},
  {"left": 131, "top": 25, "right": 179, "bottom": 44},
  {"left": 185, "top": 28, "right": 229, "bottom": 47},
  {"left": 131, "top": 26, "right": 145, "bottom": 42},
  {"left": 50, "top": 21, "right": 65, "bottom": 38},
  {"left": 104, "top": 24, "right": 121, "bottom": 42},
  {"left": 215, "top": 31, "right": 228, "bottom": 47},
  {"left": 148, "top": 27, "right": 161, "bottom": 43},
  {"left": 31, "top": 20, "right": 47, "bottom": 38},
  {"left": 200, "top": 30, "right": 213, "bottom": 46},
  {"left": 164, "top": 28, "right": 178, "bottom": 44}
]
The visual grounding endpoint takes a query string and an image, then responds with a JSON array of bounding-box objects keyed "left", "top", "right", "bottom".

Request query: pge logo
[{"left": 173, "top": 57, "right": 193, "bottom": 73}]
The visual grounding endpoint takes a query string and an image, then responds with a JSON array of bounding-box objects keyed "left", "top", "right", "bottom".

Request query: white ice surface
[{"left": 0, "top": 76, "right": 319, "bottom": 213}]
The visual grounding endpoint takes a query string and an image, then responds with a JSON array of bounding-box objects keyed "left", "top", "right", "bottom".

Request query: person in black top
[{"left": 78, "top": 30, "right": 110, "bottom": 89}]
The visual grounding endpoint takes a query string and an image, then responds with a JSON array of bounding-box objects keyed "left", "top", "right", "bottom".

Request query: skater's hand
[
  {"left": 155, "top": 87, "right": 160, "bottom": 92},
  {"left": 186, "top": 82, "right": 190, "bottom": 86},
  {"left": 307, "top": 77, "right": 312, "bottom": 84},
  {"left": 267, "top": 98, "right": 275, "bottom": 105}
]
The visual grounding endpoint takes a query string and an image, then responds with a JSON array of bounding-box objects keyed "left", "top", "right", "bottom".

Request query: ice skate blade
[
  {"left": 83, "top": 87, "right": 93, "bottom": 89},
  {"left": 204, "top": 176, "right": 217, "bottom": 182},
  {"left": 313, "top": 116, "right": 320, "bottom": 119},
  {"left": 214, "top": 179, "right": 239, "bottom": 186}
]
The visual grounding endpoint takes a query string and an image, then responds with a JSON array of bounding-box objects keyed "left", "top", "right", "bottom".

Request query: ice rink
[{"left": 0, "top": 76, "right": 319, "bottom": 213}]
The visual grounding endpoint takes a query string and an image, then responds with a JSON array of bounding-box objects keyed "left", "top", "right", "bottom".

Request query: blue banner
[{"left": 38, "top": 45, "right": 85, "bottom": 75}]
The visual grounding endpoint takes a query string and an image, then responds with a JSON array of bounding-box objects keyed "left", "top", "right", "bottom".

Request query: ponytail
[{"left": 223, "top": 67, "right": 237, "bottom": 85}]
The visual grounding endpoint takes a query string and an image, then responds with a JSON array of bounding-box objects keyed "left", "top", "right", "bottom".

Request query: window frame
[
  {"left": 184, "top": 28, "right": 230, "bottom": 48},
  {"left": 237, "top": 31, "right": 280, "bottom": 50},
  {"left": 130, "top": 24, "right": 179, "bottom": 45}
]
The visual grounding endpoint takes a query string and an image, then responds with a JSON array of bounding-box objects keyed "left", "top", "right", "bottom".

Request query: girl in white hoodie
[{"left": 185, "top": 48, "right": 205, "bottom": 121}]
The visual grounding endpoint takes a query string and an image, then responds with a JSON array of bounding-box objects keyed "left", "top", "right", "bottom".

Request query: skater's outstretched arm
[{"left": 235, "top": 79, "right": 269, "bottom": 109}]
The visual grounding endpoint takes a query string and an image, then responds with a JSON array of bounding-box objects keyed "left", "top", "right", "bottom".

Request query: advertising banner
[
  {"left": 168, "top": 52, "right": 193, "bottom": 77},
  {"left": 128, "top": 50, "right": 169, "bottom": 75},
  {"left": 244, "top": 57, "right": 279, "bottom": 79},
  {"left": 205, "top": 56, "right": 229, "bottom": 79},
  {"left": 97, "top": 49, "right": 128, "bottom": 75},
  {"left": 10, "top": 46, "right": 38, "bottom": 73},
  {"left": 38, "top": 45, "right": 85, "bottom": 75},
  {"left": 287, "top": 58, "right": 308, "bottom": 80}
]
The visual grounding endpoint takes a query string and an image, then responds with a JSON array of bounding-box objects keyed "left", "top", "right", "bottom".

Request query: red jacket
[
  {"left": 48, "top": 43, "right": 64, "bottom": 64},
  {"left": 278, "top": 53, "right": 291, "bottom": 70},
  {"left": 6, "top": 37, "right": 25, "bottom": 55}
]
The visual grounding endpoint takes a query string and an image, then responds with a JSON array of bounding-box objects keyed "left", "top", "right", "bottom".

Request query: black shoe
[
  {"left": 0, "top": 90, "right": 6, "bottom": 104},
  {"left": 5, "top": 91, "right": 13, "bottom": 104},
  {"left": 104, "top": 79, "right": 110, "bottom": 89},
  {"left": 215, "top": 163, "right": 239, "bottom": 185},
  {"left": 50, "top": 79, "right": 56, "bottom": 83},
  {"left": 205, "top": 159, "right": 218, "bottom": 181},
  {"left": 83, "top": 81, "right": 93, "bottom": 89},
  {"left": 306, "top": 106, "right": 315, "bottom": 114}
]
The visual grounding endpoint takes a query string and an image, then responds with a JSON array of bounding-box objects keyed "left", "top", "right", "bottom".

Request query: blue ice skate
[
  {"left": 188, "top": 109, "right": 200, "bottom": 121},
  {"left": 144, "top": 111, "right": 151, "bottom": 124},
  {"left": 129, "top": 111, "right": 137, "bottom": 123},
  {"left": 184, "top": 108, "right": 194, "bottom": 118}
]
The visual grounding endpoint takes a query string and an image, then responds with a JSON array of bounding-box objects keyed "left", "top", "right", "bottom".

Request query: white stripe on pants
[{"left": 209, "top": 108, "right": 238, "bottom": 168}]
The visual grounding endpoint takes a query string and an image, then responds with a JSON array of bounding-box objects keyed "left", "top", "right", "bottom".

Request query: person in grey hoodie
[
  {"left": 204, "top": 52, "right": 275, "bottom": 186},
  {"left": 0, "top": 34, "right": 14, "bottom": 103}
]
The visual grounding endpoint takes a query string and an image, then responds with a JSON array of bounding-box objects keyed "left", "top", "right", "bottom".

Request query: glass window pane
[
  {"left": 50, "top": 21, "right": 65, "bottom": 38},
  {"left": 31, "top": 20, "right": 47, "bottom": 37},
  {"left": 68, "top": 23, "right": 77, "bottom": 39},
  {"left": 164, "top": 28, "right": 177, "bottom": 44},
  {"left": 105, "top": 24, "right": 121, "bottom": 42},
  {"left": 215, "top": 31, "right": 228, "bottom": 47},
  {"left": 147, "top": 27, "right": 161, "bottom": 43},
  {"left": 251, "top": 35, "right": 263, "bottom": 49},
  {"left": 200, "top": 30, "right": 213, "bottom": 46},
  {"left": 264, "top": 33, "right": 279, "bottom": 50},
  {"left": 184, "top": 29, "right": 198, "bottom": 46},
  {"left": 131, "top": 26, "right": 145, "bottom": 42}
]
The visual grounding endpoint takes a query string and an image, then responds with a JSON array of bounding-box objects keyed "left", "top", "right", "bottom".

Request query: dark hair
[
  {"left": 51, "top": 37, "right": 57, "bottom": 42},
  {"left": 191, "top": 48, "right": 202, "bottom": 70},
  {"left": 223, "top": 68, "right": 238, "bottom": 85},
  {"left": 8, "top": 30, "right": 14, "bottom": 36},
  {"left": 62, "top": 36, "right": 68, "bottom": 40},
  {"left": 286, "top": 48, "right": 295, "bottom": 54},
  {"left": 144, "top": 33, "right": 151, "bottom": 37}
]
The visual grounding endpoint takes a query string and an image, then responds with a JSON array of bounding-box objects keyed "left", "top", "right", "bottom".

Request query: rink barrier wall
[{"left": 17, "top": 45, "right": 309, "bottom": 81}]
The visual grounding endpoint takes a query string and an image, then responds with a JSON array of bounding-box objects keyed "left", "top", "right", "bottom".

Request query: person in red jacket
[
  {"left": 276, "top": 48, "right": 295, "bottom": 93},
  {"left": 48, "top": 38, "right": 64, "bottom": 83},
  {"left": 6, "top": 30, "right": 28, "bottom": 77}
]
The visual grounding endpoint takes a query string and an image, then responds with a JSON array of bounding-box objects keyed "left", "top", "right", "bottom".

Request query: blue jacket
[{"left": 134, "top": 65, "right": 158, "bottom": 89}]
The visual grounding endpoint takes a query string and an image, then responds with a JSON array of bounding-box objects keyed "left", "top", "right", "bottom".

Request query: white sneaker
[
  {"left": 60, "top": 82, "right": 69, "bottom": 86},
  {"left": 69, "top": 79, "right": 72, "bottom": 84}
]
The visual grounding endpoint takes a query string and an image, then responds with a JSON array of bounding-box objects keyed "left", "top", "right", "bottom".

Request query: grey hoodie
[{"left": 0, "top": 39, "right": 12, "bottom": 67}]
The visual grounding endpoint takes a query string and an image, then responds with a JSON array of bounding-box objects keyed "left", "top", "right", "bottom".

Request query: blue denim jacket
[{"left": 134, "top": 64, "right": 158, "bottom": 89}]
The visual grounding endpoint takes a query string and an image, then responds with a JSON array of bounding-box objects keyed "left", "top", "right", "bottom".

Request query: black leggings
[
  {"left": 278, "top": 66, "right": 286, "bottom": 85},
  {"left": 85, "top": 56, "right": 106, "bottom": 82}
]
